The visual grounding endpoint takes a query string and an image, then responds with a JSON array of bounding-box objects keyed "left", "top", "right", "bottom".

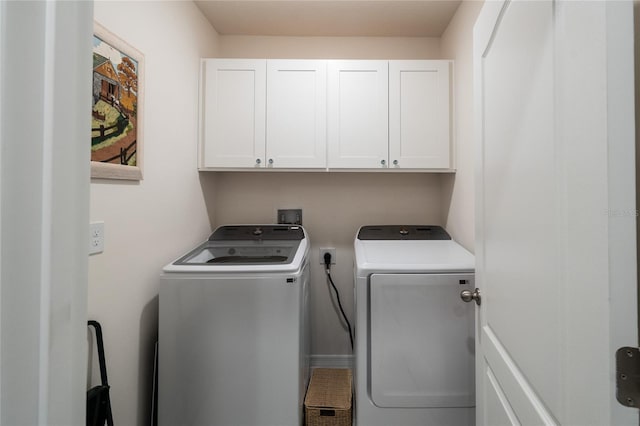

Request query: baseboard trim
[{"left": 310, "top": 354, "right": 354, "bottom": 369}]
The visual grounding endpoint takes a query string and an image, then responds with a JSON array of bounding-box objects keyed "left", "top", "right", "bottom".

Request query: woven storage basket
[{"left": 304, "top": 368, "right": 352, "bottom": 426}]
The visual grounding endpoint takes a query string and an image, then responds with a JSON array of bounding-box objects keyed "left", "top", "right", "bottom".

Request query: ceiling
[{"left": 194, "top": 1, "right": 463, "bottom": 37}]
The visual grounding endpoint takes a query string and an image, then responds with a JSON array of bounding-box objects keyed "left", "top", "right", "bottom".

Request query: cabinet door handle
[
  {"left": 268, "top": 158, "right": 274, "bottom": 165},
  {"left": 380, "top": 159, "right": 386, "bottom": 166},
  {"left": 393, "top": 160, "right": 399, "bottom": 166},
  {"left": 256, "top": 158, "right": 262, "bottom": 165}
]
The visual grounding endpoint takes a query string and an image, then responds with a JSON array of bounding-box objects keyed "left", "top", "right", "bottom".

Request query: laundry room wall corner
[
  {"left": 89, "top": 2, "right": 220, "bottom": 425},
  {"left": 440, "top": 0, "right": 484, "bottom": 253},
  {"left": 199, "top": 171, "right": 218, "bottom": 229}
]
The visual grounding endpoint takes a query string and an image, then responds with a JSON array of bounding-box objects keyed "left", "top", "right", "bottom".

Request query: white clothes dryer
[
  {"left": 159, "top": 225, "right": 311, "bottom": 426},
  {"left": 354, "top": 225, "right": 475, "bottom": 426}
]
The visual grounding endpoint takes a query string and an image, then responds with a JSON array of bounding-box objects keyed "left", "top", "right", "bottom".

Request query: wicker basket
[{"left": 304, "top": 368, "right": 352, "bottom": 426}]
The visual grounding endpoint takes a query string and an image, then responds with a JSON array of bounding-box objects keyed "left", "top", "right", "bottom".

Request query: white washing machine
[
  {"left": 159, "top": 225, "right": 311, "bottom": 426},
  {"left": 354, "top": 225, "right": 475, "bottom": 426}
]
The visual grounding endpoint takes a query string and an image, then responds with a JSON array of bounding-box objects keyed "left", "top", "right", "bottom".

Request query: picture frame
[{"left": 91, "top": 22, "right": 144, "bottom": 180}]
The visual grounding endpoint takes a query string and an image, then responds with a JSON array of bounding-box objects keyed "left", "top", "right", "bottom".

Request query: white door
[
  {"left": 266, "top": 60, "right": 327, "bottom": 169},
  {"left": 1, "top": 1, "right": 92, "bottom": 424},
  {"left": 389, "top": 60, "right": 451, "bottom": 169},
  {"left": 327, "top": 60, "right": 388, "bottom": 169},
  {"left": 474, "top": 1, "right": 637, "bottom": 425},
  {"left": 200, "top": 59, "right": 266, "bottom": 169}
]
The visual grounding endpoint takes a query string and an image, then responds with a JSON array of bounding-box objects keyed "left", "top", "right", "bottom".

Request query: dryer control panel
[{"left": 357, "top": 225, "right": 451, "bottom": 240}]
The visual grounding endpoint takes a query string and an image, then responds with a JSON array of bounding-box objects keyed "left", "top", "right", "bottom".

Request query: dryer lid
[{"left": 354, "top": 225, "right": 474, "bottom": 274}]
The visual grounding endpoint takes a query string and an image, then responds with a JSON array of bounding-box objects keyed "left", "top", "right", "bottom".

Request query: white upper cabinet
[
  {"left": 389, "top": 60, "right": 451, "bottom": 169},
  {"left": 327, "top": 60, "right": 389, "bottom": 169},
  {"left": 200, "top": 59, "right": 266, "bottom": 168},
  {"left": 266, "top": 60, "right": 327, "bottom": 169},
  {"left": 199, "top": 58, "right": 453, "bottom": 171}
]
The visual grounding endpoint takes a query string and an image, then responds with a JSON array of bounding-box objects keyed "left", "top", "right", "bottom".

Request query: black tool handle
[
  {"left": 88, "top": 320, "right": 109, "bottom": 386},
  {"left": 88, "top": 320, "right": 114, "bottom": 426}
]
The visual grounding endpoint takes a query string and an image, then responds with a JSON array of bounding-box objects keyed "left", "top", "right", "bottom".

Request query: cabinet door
[
  {"left": 327, "top": 61, "right": 389, "bottom": 169},
  {"left": 200, "top": 59, "right": 266, "bottom": 169},
  {"left": 266, "top": 60, "right": 327, "bottom": 168},
  {"left": 389, "top": 60, "right": 451, "bottom": 169}
]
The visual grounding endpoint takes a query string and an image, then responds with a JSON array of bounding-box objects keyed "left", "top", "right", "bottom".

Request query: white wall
[
  {"left": 440, "top": 0, "right": 483, "bottom": 252},
  {"left": 89, "top": 2, "right": 219, "bottom": 424},
  {"left": 218, "top": 35, "right": 441, "bottom": 59}
]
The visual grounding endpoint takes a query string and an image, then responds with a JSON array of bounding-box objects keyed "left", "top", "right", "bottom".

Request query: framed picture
[{"left": 91, "top": 22, "right": 144, "bottom": 180}]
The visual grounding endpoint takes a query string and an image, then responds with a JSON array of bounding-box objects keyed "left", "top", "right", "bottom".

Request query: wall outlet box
[
  {"left": 278, "top": 209, "right": 302, "bottom": 225},
  {"left": 89, "top": 222, "right": 104, "bottom": 255},
  {"left": 319, "top": 248, "right": 336, "bottom": 265}
]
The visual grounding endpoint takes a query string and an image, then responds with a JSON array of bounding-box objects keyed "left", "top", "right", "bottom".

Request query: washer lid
[
  {"left": 163, "top": 225, "right": 309, "bottom": 273},
  {"left": 174, "top": 240, "right": 300, "bottom": 266}
]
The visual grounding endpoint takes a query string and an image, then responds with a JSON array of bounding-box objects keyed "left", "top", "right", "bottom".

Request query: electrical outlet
[
  {"left": 319, "top": 248, "right": 336, "bottom": 265},
  {"left": 89, "top": 222, "right": 104, "bottom": 255}
]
